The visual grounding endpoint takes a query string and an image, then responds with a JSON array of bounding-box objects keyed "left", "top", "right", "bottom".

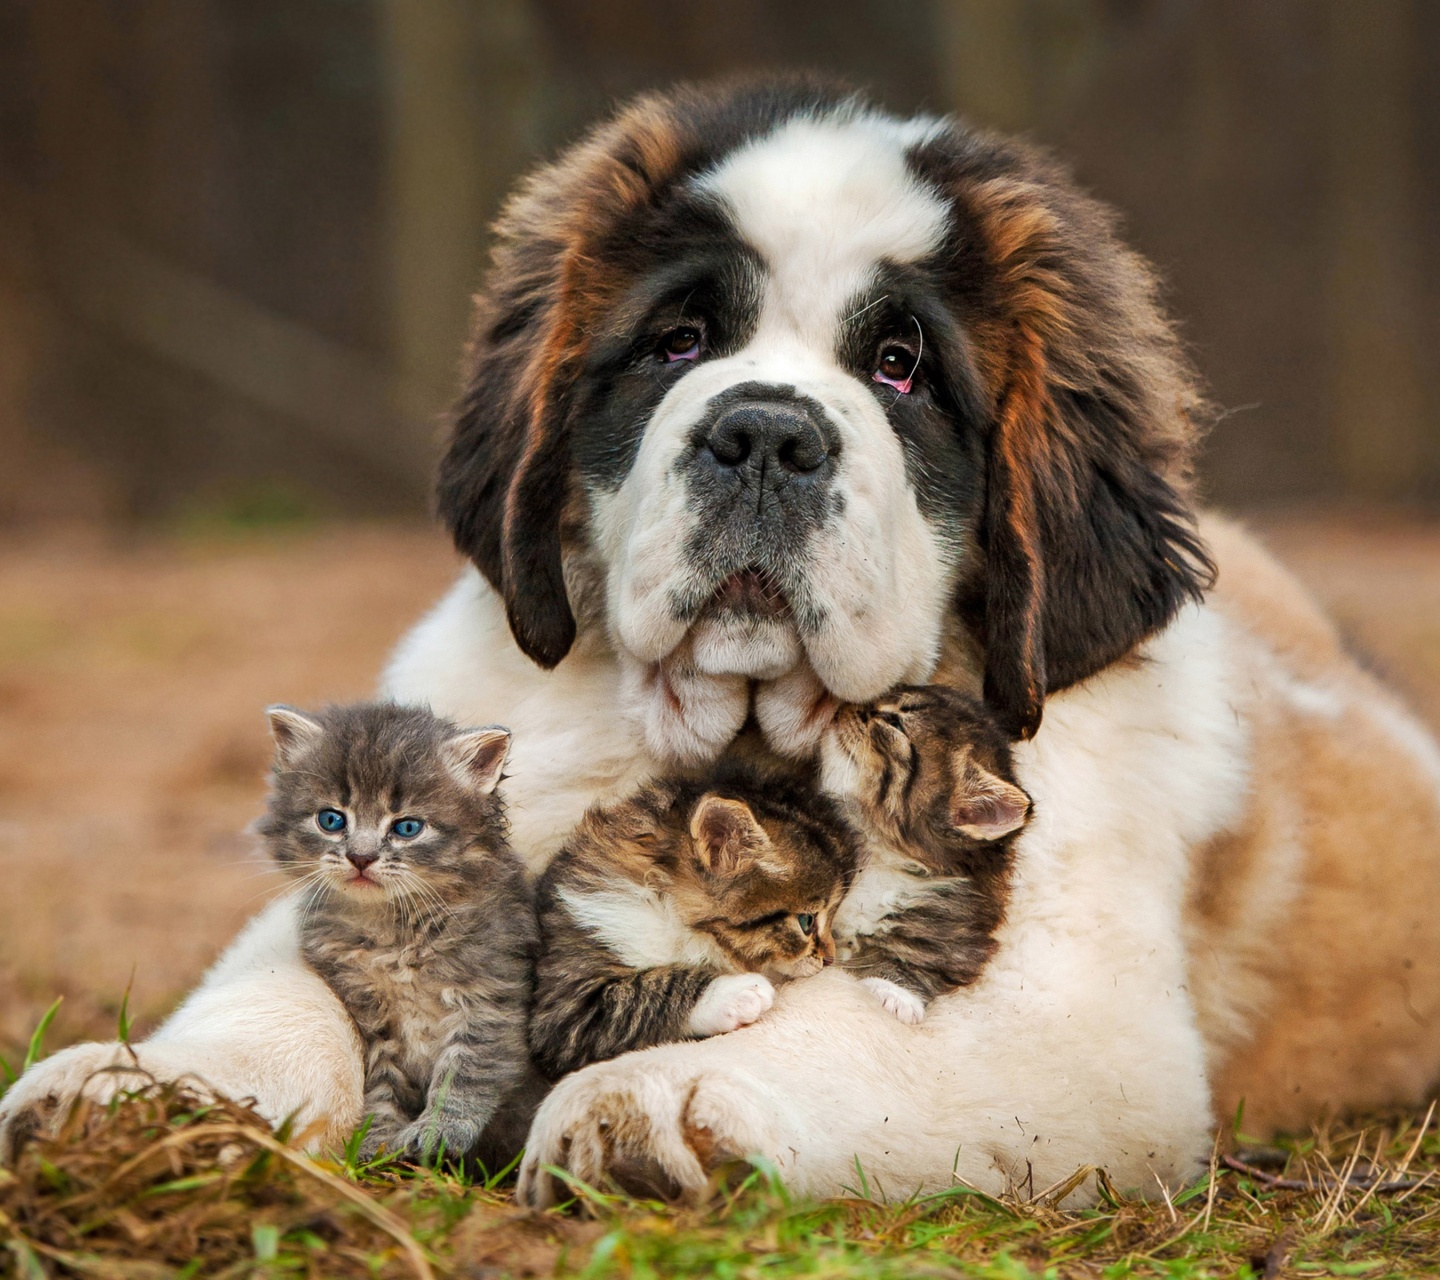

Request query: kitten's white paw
[
  {"left": 687, "top": 974, "right": 775, "bottom": 1037},
  {"left": 859, "top": 977, "right": 927, "bottom": 1025}
]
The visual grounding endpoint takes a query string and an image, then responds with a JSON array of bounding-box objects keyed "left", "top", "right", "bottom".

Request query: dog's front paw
[
  {"left": 0, "top": 1042, "right": 157, "bottom": 1164},
  {"left": 687, "top": 974, "right": 776, "bottom": 1037},
  {"left": 515, "top": 1055, "right": 778, "bottom": 1208},
  {"left": 859, "top": 977, "right": 927, "bottom": 1025}
]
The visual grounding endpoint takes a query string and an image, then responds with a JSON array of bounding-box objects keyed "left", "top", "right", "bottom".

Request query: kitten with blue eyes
[{"left": 259, "top": 701, "right": 538, "bottom": 1166}]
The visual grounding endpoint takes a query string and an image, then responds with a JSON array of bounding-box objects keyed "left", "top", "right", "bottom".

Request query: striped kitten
[
  {"left": 819, "top": 685, "right": 1032, "bottom": 1025},
  {"left": 529, "top": 766, "right": 858, "bottom": 1078},
  {"left": 260, "top": 702, "right": 539, "bottom": 1166}
]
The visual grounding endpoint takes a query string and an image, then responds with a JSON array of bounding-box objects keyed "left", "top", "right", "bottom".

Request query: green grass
[
  {"left": 2, "top": 1075, "right": 1436, "bottom": 1279},
  {"left": 2, "top": 1005, "right": 1437, "bottom": 1279}
]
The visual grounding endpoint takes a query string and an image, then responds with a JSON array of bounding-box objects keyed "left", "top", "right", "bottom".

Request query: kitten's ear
[
  {"left": 689, "top": 795, "right": 769, "bottom": 875},
  {"left": 949, "top": 751, "right": 1032, "bottom": 841},
  {"left": 443, "top": 726, "right": 511, "bottom": 794},
  {"left": 266, "top": 705, "right": 323, "bottom": 766}
]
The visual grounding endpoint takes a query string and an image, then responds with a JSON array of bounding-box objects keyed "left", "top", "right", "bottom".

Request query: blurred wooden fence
[{"left": 0, "top": 0, "right": 1436, "bottom": 524}]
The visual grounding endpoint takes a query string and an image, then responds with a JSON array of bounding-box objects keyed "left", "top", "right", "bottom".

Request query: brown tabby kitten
[
  {"left": 819, "top": 685, "right": 1032, "bottom": 1025},
  {"left": 529, "top": 765, "right": 858, "bottom": 1078},
  {"left": 260, "top": 702, "right": 539, "bottom": 1166}
]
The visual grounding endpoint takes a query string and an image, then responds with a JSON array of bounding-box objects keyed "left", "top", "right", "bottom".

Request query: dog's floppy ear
[
  {"left": 436, "top": 196, "right": 579, "bottom": 669},
  {"left": 960, "top": 167, "right": 1215, "bottom": 739},
  {"left": 436, "top": 102, "right": 685, "bottom": 669}
]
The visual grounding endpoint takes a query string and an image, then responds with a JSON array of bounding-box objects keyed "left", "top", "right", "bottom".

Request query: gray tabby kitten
[
  {"left": 260, "top": 701, "right": 538, "bottom": 1165},
  {"left": 819, "top": 684, "right": 1032, "bottom": 1026}
]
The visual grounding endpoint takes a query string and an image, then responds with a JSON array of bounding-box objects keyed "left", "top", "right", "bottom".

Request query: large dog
[{"left": 4, "top": 79, "right": 1440, "bottom": 1204}]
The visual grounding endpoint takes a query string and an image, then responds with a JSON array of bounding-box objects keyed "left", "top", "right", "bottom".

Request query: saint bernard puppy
[{"left": 4, "top": 78, "right": 1440, "bottom": 1207}]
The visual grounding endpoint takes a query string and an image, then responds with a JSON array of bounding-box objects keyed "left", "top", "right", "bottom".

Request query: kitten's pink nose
[{"left": 346, "top": 850, "right": 380, "bottom": 872}]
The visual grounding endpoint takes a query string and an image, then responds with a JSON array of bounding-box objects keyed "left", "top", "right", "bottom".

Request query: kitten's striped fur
[
  {"left": 530, "top": 765, "right": 857, "bottom": 1078},
  {"left": 821, "top": 685, "right": 1032, "bottom": 1020}
]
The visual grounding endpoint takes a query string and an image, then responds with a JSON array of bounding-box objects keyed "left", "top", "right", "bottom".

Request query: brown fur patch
[
  {"left": 984, "top": 323, "right": 1057, "bottom": 737},
  {"left": 1188, "top": 516, "right": 1440, "bottom": 1134},
  {"left": 442, "top": 94, "right": 693, "bottom": 668}
]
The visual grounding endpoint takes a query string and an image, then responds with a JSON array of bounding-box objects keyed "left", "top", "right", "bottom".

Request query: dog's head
[{"left": 438, "top": 76, "right": 1212, "bottom": 744}]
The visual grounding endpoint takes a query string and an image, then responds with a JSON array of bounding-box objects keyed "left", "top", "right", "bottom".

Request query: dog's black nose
[
  {"left": 705, "top": 400, "right": 834, "bottom": 477},
  {"left": 347, "top": 850, "right": 379, "bottom": 871}
]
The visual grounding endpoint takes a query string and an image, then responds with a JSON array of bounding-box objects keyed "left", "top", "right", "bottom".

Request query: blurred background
[
  {"left": 3, "top": 0, "right": 1440, "bottom": 521},
  {"left": 1, "top": 1, "right": 1439, "bottom": 1064}
]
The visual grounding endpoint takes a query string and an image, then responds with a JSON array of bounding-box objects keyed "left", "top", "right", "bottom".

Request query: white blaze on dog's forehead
[{"left": 695, "top": 113, "right": 949, "bottom": 342}]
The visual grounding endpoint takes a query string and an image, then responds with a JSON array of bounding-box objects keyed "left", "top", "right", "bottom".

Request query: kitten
[
  {"left": 819, "top": 684, "right": 1032, "bottom": 1025},
  {"left": 259, "top": 701, "right": 537, "bottom": 1165},
  {"left": 529, "top": 766, "right": 858, "bottom": 1078}
]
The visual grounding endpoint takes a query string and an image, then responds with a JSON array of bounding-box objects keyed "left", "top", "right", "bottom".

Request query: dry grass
[{"left": 1, "top": 1080, "right": 1438, "bottom": 1278}]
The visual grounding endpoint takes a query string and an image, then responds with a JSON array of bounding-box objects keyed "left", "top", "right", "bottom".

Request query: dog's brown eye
[
  {"left": 660, "top": 326, "right": 702, "bottom": 363},
  {"left": 874, "top": 346, "right": 915, "bottom": 392}
]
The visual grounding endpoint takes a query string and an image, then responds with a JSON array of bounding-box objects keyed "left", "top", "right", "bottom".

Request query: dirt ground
[
  {"left": 0, "top": 524, "right": 461, "bottom": 1064},
  {"left": 2, "top": 513, "right": 1439, "bottom": 1067}
]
